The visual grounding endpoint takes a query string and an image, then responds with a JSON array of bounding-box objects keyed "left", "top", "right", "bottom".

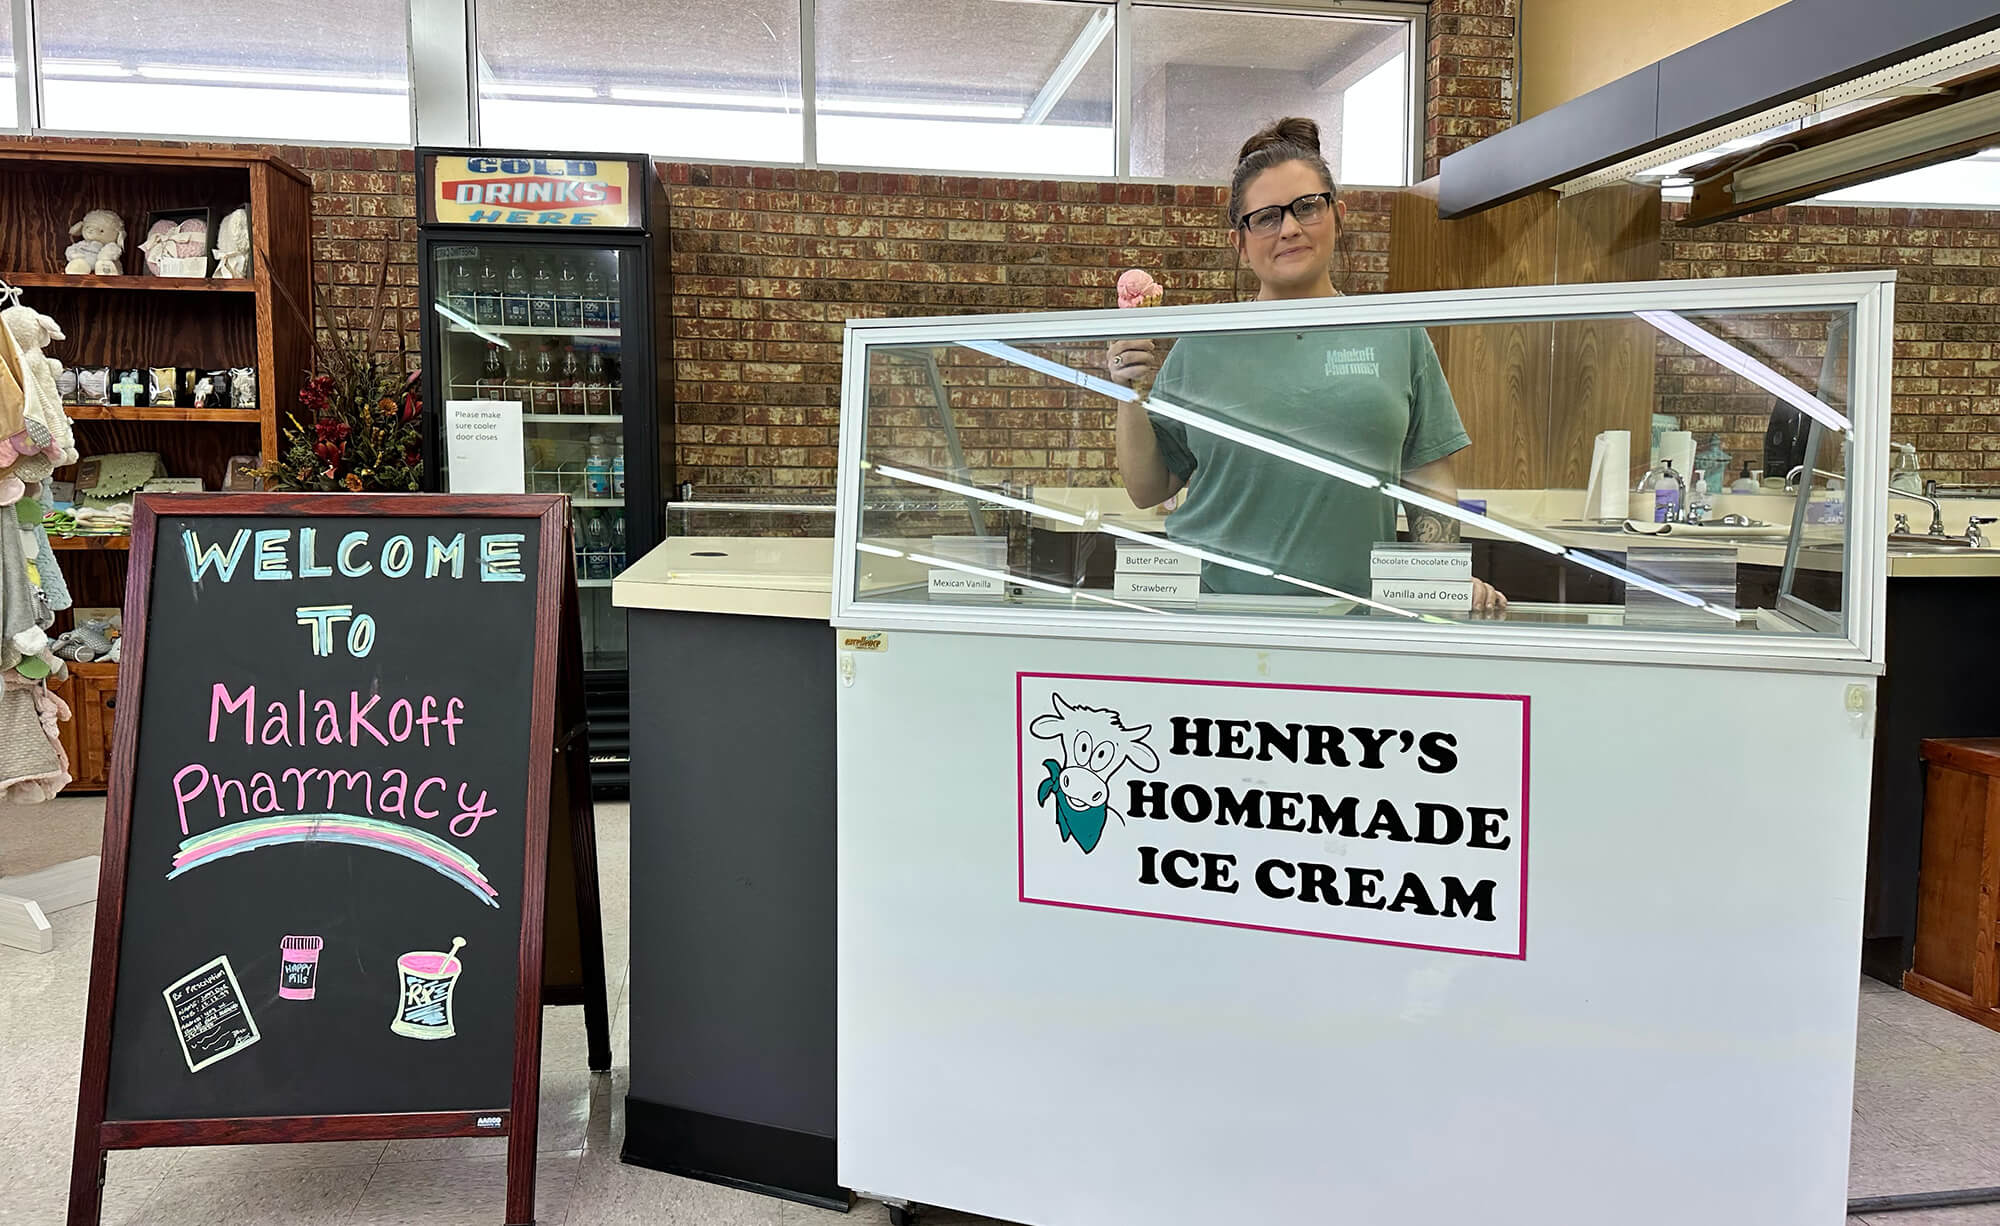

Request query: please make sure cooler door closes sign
[{"left": 1017, "top": 673, "right": 1530, "bottom": 959}]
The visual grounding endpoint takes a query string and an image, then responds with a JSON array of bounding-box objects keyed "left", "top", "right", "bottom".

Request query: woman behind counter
[{"left": 1109, "top": 117, "right": 1506, "bottom": 613}]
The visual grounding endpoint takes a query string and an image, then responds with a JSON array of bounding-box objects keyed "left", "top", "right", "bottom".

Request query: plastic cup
[{"left": 390, "top": 938, "right": 466, "bottom": 1040}]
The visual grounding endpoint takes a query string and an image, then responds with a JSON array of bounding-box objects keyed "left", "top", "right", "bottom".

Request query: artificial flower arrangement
[{"left": 258, "top": 250, "right": 424, "bottom": 493}]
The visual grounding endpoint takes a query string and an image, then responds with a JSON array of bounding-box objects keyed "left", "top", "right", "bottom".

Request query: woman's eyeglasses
[{"left": 1238, "top": 192, "right": 1335, "bottom": 237}]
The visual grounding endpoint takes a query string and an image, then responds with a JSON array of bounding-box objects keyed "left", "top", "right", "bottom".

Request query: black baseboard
[{"left": 621, "top": 1097, "right": 847, "bottom": 1212}]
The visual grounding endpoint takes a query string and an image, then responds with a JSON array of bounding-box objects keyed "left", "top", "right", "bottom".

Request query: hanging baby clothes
[{"left": 0, "top": 292, "right": 76, "bottom": 800}]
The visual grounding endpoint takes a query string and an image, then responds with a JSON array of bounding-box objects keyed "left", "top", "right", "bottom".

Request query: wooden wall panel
[
  {"left": 1390, "top": 181, "right": 1556, "bottom": 490},
  {"left": 1389, "top": 179, "right": 1660, "bottom": 491},
  {"left": 1549, "top": 184, "right": 1662, "bottom": 490}
]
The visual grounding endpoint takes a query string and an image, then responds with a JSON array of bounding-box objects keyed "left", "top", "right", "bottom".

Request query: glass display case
[{"left": 832, "top": 271, "right": 1894, "bottom": 666}]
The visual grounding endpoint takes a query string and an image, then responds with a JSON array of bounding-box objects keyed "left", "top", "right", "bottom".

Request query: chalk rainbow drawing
[{"left": 169, "top": 814, "right": 500, "bottom": 907}]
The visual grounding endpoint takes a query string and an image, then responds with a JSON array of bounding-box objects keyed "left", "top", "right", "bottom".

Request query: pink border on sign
[{"left": 1015, "top": 671, "right": 1532, "bottom": 962}]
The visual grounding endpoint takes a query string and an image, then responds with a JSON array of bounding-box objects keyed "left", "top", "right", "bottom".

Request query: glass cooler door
[{"left": 431, "top": 239, "right": 633, "bottom": 669}]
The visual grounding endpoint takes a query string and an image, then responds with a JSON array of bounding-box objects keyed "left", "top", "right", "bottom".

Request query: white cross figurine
[{"left": 112, "top": 372, "right": 144, "bottom": 406}]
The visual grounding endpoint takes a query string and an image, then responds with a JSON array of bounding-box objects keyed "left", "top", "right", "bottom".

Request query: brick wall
[
  {"left": 1659, "top": 200, "right": 2000, "bottom": 484},
  {"left": 664, "top": 163, "right": 1396, "bottom": 492},
  {"left": 1425, "top": 0, "right": 1518, "bottom": 179}
]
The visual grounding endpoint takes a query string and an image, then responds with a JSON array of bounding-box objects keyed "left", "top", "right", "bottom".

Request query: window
[
  {"left": 475, "top": 0, "right": 803, "bottom": 162},
  {"left": 35, "top": 0, "right": 410, "bottom": 142},
  {"left": 1129, "top": 4, "right": 1414, "bottom": 185},
  {"left": 0, "top": 6, "right": 15, "bottom": 129},
  {"left": 813, "top": 0, "right": 1114, "bottom": 177}
]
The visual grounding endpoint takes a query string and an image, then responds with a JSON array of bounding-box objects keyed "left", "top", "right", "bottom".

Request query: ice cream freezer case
[
  {"left": 829, "top": 272, "right": 1895, "bottom": 1225},
  {"left": 415, "top": 148, "right": 674, "bottom": 791}
]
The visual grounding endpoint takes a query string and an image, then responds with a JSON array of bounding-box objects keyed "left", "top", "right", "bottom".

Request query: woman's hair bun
[{"left": 1238, "top": 117, "right": 1323, "bottom": 163}]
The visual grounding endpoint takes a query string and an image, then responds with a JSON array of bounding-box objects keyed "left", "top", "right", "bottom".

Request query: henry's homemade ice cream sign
[
  {"left": 429, "top": 155, "right": 637, "bottom": 228},
  {"left": 1018, "top": 673, "right": 1529, "bottom": 958}
]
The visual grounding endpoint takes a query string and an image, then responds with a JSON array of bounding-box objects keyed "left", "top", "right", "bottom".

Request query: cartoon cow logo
[{"left": 1030, "top": 694, "right": 1158, "bottom": 854}]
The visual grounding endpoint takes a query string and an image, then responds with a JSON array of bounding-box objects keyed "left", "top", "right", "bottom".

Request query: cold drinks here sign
[
  {"left": 428, "top": 154, "right": 640, "bottom": 229},
  {"left": 1018, "top": 673, "right": 1529, "bottom": 959}
]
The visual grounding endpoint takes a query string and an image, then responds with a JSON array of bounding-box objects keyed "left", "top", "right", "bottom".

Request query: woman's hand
[
  {"left": 1108, "top": 339, "right": 1157, "bottom": 387},
  {"left": 1472, "top": 577, "right": 1508, "bottom": 616}
]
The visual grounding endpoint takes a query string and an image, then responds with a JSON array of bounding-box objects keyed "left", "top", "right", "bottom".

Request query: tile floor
[{"left": 4, "top": 796, "right": 2000, "bottom": 1224}]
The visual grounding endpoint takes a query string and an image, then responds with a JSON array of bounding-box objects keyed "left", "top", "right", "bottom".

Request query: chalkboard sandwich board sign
[{"left": 68, "top": 493, "right": 608, "bottom": 1226}]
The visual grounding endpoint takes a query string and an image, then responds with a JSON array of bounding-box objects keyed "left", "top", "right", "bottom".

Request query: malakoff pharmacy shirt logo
[{"left": 1019, "top": 673, "right": 1529, "bottom": 959}]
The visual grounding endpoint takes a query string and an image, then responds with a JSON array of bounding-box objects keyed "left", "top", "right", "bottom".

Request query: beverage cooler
[{"left": 416, "top": 148, "right": 671, "bottom": 794}]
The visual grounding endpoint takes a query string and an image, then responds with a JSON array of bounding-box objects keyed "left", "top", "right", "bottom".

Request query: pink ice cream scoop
[{"left": 1117, "top": 268, "right": 1163, "bottom": 309}]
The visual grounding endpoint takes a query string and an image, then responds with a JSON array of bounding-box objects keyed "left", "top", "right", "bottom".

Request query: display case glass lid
[{"left": 832, "top": 271, "right": 1896, "bottom": 670}]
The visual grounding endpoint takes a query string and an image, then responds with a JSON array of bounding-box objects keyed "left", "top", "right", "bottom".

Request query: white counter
[{"left": 612, "top": 537, "right": 835, "bottom": 620}]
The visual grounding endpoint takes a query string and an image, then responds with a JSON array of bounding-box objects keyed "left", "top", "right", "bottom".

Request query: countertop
[{"left": 613, "top": 537, "right": 835, "bottom": 620}]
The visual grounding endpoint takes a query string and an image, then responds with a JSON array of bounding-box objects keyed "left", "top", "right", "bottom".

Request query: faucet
[
  {"left": 1888, "top": 486, "right": 1947, "bottom": 536},
  {"left": 1970, "top": 516, "right": 1997, "bottom": 549}
]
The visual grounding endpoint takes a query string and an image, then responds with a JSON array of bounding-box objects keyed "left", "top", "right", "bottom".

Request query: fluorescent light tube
[
  {"left": 1144, "top": 396, "right": 1384, "bottom": 491},
  {"left": 856, "top": 542, "right": 904, "bottom": 558},
  {"left": 872, "top": 464, "right": 1087, "bottom": 526},
  {"left": 1384, "top": 484, "right": 1565, "bottom": 556},
  {"left": 1636, "top": 311, "right": 1851, "bottom": 434},
  {"left": 961, "top": 340, "right": 1139, "bottom": 404},
  {"left": 1732, "top": 90, "right": 2000, "bottom": 203}
]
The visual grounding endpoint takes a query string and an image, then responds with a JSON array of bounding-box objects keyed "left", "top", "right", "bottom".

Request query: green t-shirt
[{"left": 1148, "top": 327, "right": 1469, "bottom": 597}]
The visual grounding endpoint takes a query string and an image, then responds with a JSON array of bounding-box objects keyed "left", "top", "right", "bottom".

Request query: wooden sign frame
[{"left": 66, "top": 493, "right": 608, "bottom": 1226}]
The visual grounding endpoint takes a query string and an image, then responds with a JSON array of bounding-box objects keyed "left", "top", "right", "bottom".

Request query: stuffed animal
[
  {"left": 212, "top": 207, "right": 251, "bottom": 279},
  {"left": 64, "top": 210, "right": 125, "bottom": 276},
  {"left": 0, "top": 306, "right": 79, "bottom": 483},
  {"left": 52, "top": 618, "right": 117, "bottom": 663}
]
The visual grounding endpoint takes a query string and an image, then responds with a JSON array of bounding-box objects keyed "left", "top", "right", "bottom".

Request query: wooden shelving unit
[
  {"left": 0, "top": 141, "right": 313, "bottom": 791},
  {"left": 46, "top": 537, "right": 131, "bottom": 552},
  {"left": 66, "top": 404, "right": 262, "bottom": 424},
  {"left": 0, "top": 271, "right": 257, "bottom": 293}
]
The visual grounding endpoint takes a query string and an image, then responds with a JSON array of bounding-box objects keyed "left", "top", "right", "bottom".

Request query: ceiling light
[
  {"left": 1731, "top": 88, "right": 2000, "bottom": 203},
  {"left": 1636, "top": 311, "right": 1851, "bottom": 434}
]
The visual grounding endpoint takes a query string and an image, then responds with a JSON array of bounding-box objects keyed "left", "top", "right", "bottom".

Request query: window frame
[
  {"left": 17, "top": 0, "right": 417, "bottom": 147},
  {"left": 454, "top": 0, "right": 1426, "bottom": 184}
]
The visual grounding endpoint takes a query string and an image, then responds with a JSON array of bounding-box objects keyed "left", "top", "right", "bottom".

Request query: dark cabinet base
[{"left": 622, "top": 1098, "right": 845, "bottom": 1212}]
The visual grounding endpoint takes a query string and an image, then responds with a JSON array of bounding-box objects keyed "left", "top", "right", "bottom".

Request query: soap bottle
[
  {"left": 1729, "top": 459, "right": 1757, "bottom": 494},
  {"left": 1653, "top": 459, "right": 1683, "bottom": 523}
]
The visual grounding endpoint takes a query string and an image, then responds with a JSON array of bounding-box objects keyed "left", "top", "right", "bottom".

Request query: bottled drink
[
  {"left": 611, "top": 439, "right": 625, "bottom": 498},
  {"left": 584, "top": 435, "right": 613, "bottom": 498},
  {"left": 572, "top": 510, "right": 589, "bottom": 577},
  {"left": 529, "top": 257, "right": 556, "bottom": 328},
  {"left": 559, "top": 346, "right": 584, "bottom": 414},
  {"left": 581, "top": 264, "right": 609, "bottom": 328},
  {"left": 477, "top": 343, "right": 505, "bottom": 400},
  {"left": 475, "top": 254, "right": 502, "bottom": 326},
  {"left": 507, "top": 344, "right": 534, "bottom": 403},
  {"left": 584, "top": 511, "right": 612, "bottom": 581},
  {"left": 447, "top": 256, "right": 476, "bottom": 321},
  {"left": 555, "top": 257, "right": 583, "bottom": 330},
  {"left": 503, "top": 254, "right": 530, "bottom": 327},
  {"left": 610, "top": 513, "right": 627, "bottom": 576},
  {"left": 583, "top": 351, "right": 610, "bottom": 414},
  {"left": 532, "top": 348, "right": 559, "bottom": 413}
]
